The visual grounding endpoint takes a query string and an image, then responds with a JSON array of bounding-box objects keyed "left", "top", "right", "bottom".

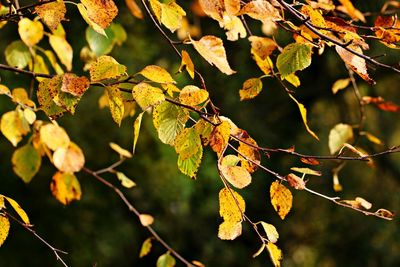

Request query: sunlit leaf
[
  {"left": 219, "top": 188, "right": 245, "bottom": 222},
  {"left": 277, "top": 43, "right": 312, "bottom": 78},
  {"left": 4, "top": 196, "right": 30, "bottom": 225},
  {"left": 139, "top": 214, "right": 154, "bottom": 227},
  {"left": 157, "top": 252, "right": 176, "bottom": 267},
  {"left": 125, "top": 0, "right": 144, "bottom": 19},
  {"left": 0, "top": 215, "right": 10, "bottom": 247},
  {"left": 40, "top": 123, "right": 70, "bottom": 151},
  {"left": 177, "top": 145, "right": 202, "bottom": 178},
  {"left": 77, "top": 3, "right": 106, "bottom": 36},
  {"left": 375, "top": 208, "right": 395, "bottom": 219},
  {"left": 50, "top": 172, "right": 82, "bottom": 205},
  {"left": 337, "top": 0, "right": 365, "bottom": 22},
  {"left": 5, "top": 41, "right": 31, "bottom": 69},
  {"left": 218, "top": 221, "right": 242, "bottom": 240},
  {"left": 195, "top": 119, "right": 214, "bottom": 146},
  {"left": 109, "top": 142, "right": 133, "bottom": 158},
  {"left": 60, "top": 73, "right": 90, "bottom": 97},
  {"left": 174, "top": 128, "right": 202, "bottom": 160},
  {"left": 239, "top": 0, "right": 281, "bottom": 23},
  {"left": 179, "top": 50, "right": 195, "bottom": 79},
  {"left": 53, "top": 142, "right": 85, "bottom": 173},
  {"left": 35, "top": 1, "right": 66, "bottom": 30},
  {"left": 361, "top": 96, "right": 400, "bottom": 112},
  {"left": 220, "top": 155, "right": 252, "bottom": 189},
  {"left": 90, "top": 55, "right": 127, "bottom": 82},
  {"left": 37, "top": 79, "right": 65, "bottom": 119},
  {"left": 0, "top": 109, "right": 30, "bottom": 147},
  {"left": 238, "top": 136, "right": 260, "bottom": 173},
  {"left": 210, "top": 121, "right": 231, "bottom": 157},
  {"left": 286, "top": 173, "right": 306, "bottom": 190},
  {"left": 139, "top": 238, "right": 152, "bottom": 258},
  {"left": 138, "top": 65, "right": 176, "bottom": 84},
  {"left": 12, "top": 143, "right": 41, "bottom": 183},
  {"left": 132, "top": 82, "right": 165, "bottom": 110},
  {"left": 375, "top": 16, "right": 400, "bottom": 48},
  {"left": 86, "top": 26, "right": 115, "bottom": 56},
  {"left": 290, "top": 167, "right": 321, "bottom": 176},
  {"left": 191, "top": 35, "right": 236, "bottom": 75},
  {"left": 116, "top": 172, "right": 136, "bottom": 188},
  {"left": 81, "top": 0, "right": 118, "bottom": 29},
  {"left": 270, "top": 180, "right": 293, "bottom": 220},
  {"left": 49, "top": 35, "right": 73, "bottom": 71},
  {"left": 239, "top": 78, "right": 263, "bottom": 101},
  {"left": 106, "top": 85, "right": 124, "bottom": 126},
  {"left": 179, "top": 85, "right": 209, "bottom": 107},
  {"left": 252, "top": 243, "right": 266, "bottom": 258},
  {"left": 266, "top": 241, "right": 283, "bottom": 267},
  {"left": 261, "top": 222, "right": 279, "bottom": 243},
  {"left": 288, "top": 94, "right": 319, "bottom": 140},
  {"left": 18, "top": 18, "right": 44, "bottom": 47},
  {"left": 153, "top": 101, "right": 188, "bottom": 145},
  {"left": 332, "top": 78, "right": 350, "bottom": 94},
  {"left": 328, "top": 123, "right": 354, "bottom": 154}
]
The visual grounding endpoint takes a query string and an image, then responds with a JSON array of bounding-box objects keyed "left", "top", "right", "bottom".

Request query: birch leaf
[
  {"left": 12, "top": 143, "right": 41, "bottom": 183},
  {"left": 270, "top": 181, "right": 293, "bottom": 220},
  {"left": 133, "top": 112, "right": 144, "bottom": 154},
  {"left": 288, "top": 94, "right": 319, "bottom": 140},
  {"left": 0, "top": 215, "right": 10, "bottom": 247},
  {"left": 50, "top": 172, "right": 82, "bottom": 205}
]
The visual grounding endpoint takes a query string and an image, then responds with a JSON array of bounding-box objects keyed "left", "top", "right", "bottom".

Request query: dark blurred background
[{"left": 0, "top": 1, "right": 399, "bottom": 266}]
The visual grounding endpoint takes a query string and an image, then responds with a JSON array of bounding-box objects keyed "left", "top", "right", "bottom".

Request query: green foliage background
[{"left": 0, "top": 1, "right": 399, "bottom": 266}]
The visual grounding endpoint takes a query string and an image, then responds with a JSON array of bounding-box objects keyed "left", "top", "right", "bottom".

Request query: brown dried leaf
[
  {"left": 286, "top": 173, "right": 306, "bottom": 190},
  {"left": 35, "top": 1, "right": 66, "bottom": 30},
  {"left": 81, "top": 0, "right": 118, "bottom": 29},
  {"left": 61, "top": 73, "right": 90, "bottom": 97}
]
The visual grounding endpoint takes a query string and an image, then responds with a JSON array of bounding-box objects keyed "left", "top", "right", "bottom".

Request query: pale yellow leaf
[
  {"left": 220, "top": 155, "right": 252, "bottom": 189},
  {"left": 138, "top": 65, "right": 176, "bottom": 84},
  {"left": 355, "top": 197, "right": 372, "bottom": 210},
  {"left": 191, "top": 35, "right": 236, "bottom": 75},
  {"left": 49, "top": 35, "right": 73, "bottom": 71},
  {"left": 329, "top": 123, "right": 354, "bottom": 154},
  {"left": 290, "top": 167, "right": 321, "bottom": 176},
  {"left": 40, "top": 123, "right": 70, "bottom": 151},
  {"left": 266, "top": 241, "right": 283, "bottom": 267},
  {"left": 332, "top": 78, "right": 350, "bottom": 94},
  {"left": 132, "top": 82, "right": 165, "bottom": 110},
  {"left": 18, "top": 18, "right": 44, "bottom": 47},
  {"left": 218, "top": 221, "right": 242, "bottom": 240},
  {"left": 109, "top": 142, "right": 133, "bottom": 158},
  {"left": 90, "top": 56, "right": 127, "bottom": 82},
  {"left": 23, "top": 109, "right": 36, "bottom": 125},
  {"left": 239, "top": 0, "right": 281, "bottom": 23},
  {"left": 0, "top": 110, "right": 30, "bottom": 147},
  {"left": 0, "top": 215, "right": 10, "bottom": 247},
  {"left": 53, "top": 142, "right": 85, "bottom": 173},
  {"left": 139, "top": 214, "right": 154, "bottom": 226},
  {"left": 261, "top": 222, "right": 279, "bottom": 243},
  {"left": 116, "top": 172, "right": 136, "bottom": 188},
  {"left": 252, "top": 244, "right": 266, "bottom": 258},
  {"left": 106, "top": 85, "right": 124, "bottom": 126}
]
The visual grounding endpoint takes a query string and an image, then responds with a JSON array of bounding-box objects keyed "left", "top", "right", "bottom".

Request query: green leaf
[
  {"left": 132, "top": 82, "right": 165, "bottom": 110},
  {"left": 37, "top": 79, "right": 65, "bottom": 119},
  {"left": 177, "top": 145, "right": 202, "bottom": 178},
  {"left": 106, "top": 85, "right": 124, "bottom": 126},
  {"left": 139, "top": 238, "right": 153, "bottom": 258},
  {"left": 12, "top": 143, "right": 41, "bottom": 183},
  {"left": 153, "top": 101, "right": 188, "bottom": 145},
  {"left": 277, "top": 43, "right": 312, "bottom": 77},
  {"left": 5, "top": 41, "right": 31, "bottom": 69},
  {"left": 110, "top": 23, "right": 127, "bottom": 45},
  {"left": 133, "top": 111, "right": 144, "bottom": 154},
  {"left": 157, "top": 252, "right": 176, "bottom": 267},
  {"left": 89, "top": 56, "right": 127, "bottom": 82},
  {"left": 86, "top": 26, "right": 115, "bottom": 56}
]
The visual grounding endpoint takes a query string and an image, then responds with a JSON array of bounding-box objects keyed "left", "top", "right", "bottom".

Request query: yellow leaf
[
  {"left": 133, "top": 112, "right": 144, "bottom": 154},
  {"left": 288, "top": 94, "right": 319, "bottom": 140},
  {"left": 270, "top": 181, "right": 293, "bottom": 220},
  {"left": 238, "top": 136, "right": 260, "bottom": 173},
  {"left": 89, "top": 56, "right": 127, "bottom": 82},
  {"left": 139, "top": 238, "right": 153, "bottom": 258},
  {"left": 139, "top": 214, "right": 154, "bottom": 226},
  {"left": 18, "top": 18, "right": 44, "bottom": 47},
  {"left": 355, "top": 197, "right": 372, "bottom": 210},
  {"left": 332, "top": 78, "right": 350, "bottom": 94},
  {"left": 50, "top": 172, "right": 82, "bottom": 205},
  {"left": 220, "top": 155, "right": 252, "bottom": 189},
  {"left": 109, "top": 142, "right": 133, "bottom": 158},
  {"left": 40, "top": 123, "right": 70, "bottom": 151},
  {"left": 219, "top": 188, "right": 245, "bottom": 222},
  {"left": 221, "top": 14, "right": 247, "bottom": 41},
  {"left": 337, "top": 0, "right": 366, "bottom": 22},
  {"left": 4, "top": 196, "right": 30, "bottom": 225},
  {"left": 53, "top": 142, "right": 85, "bottom": 173},
  {"left": 249, "top": 36, "right": 277, "bottom": 59},
  {"left": 0, "top": 215, "right": 10, "bottom": 247},
  {"left": 239, "top": 0, "right": 281, "bottom": 23},
  {"left": 290, "top": 167, "right": 321, "bottom": 176},
  {"left": 195, "top": 119, "right": 213, "bottom": 146},
  {"left": 284, "top": 73, "right": 301, "bottom": 88},
  {"left": 266, "top": 241, "right": 283, "bottom": 267},
  {"left": 77, "top": 3, "right": 106, "bottom": 36},
  {"left": 60, "top": 73, "right": 90, "bottom": 97},
  {"left": 179, "top": 85, "right": 209, "bottom": 106},
  {"left": 0, "top": 84, "right": 10, "bottom": 95},
  {"left": 300, "top": 5, "right": 328, "bottom": 35},
  {"left": 199, "top": 0, "right": 224, "bottom": 21},
  {"left": 125, "top": 0, "right": 144, "bottom": 19},
  {"left": 35, "top": 1, "right": 66, "bottom": 30},
  {"left": 149, "top": 0, "right": 186, "bottom": 33},
  {"left": 132, "top": 82, "right": 165, "bottom": 110},
  {"left": 49, "top": 35, "right": 73, "bottom": 71},
  {"left": 328, "top": 123, "right": 354, "bottom": 154},
  {"left": 191, "top": 35, "right": 236, "bottom": 75},
  {"left": 106, "top": 85, "right": 124, "bottom": 126},
  {"left": 81, "top": 0, "right": 118, "bottom": 29},
  {"left": 174, "top": 128, "right": 202, "bottom": 160},
  {"left": 335, "top": 45, "right": 375, "bottom": 84},
  {"left": 260, "top": 222, "right": 279, "bottom": 243},
  {"left": 218, "top": 221, "right": 242, "bottom": 240},
  {"left": 116, "top": 172, "right": 136, "bottom": 188},
  {"left": 224, "top": 0, "right": 240, "bottom": 16},
  {"left": 30, "top": 54, "right": 50, "bottom": 82},
  {"left": 362, "top": 132, "right": 383, "bottom": 145},
  {"left": 239, "top": 78, "right": 263, "bottom": 101},
  {"left": 0, "top": 110, "right": 30, "bottom": 147},
  {"left": 179, "top": 50, "right": 195, "bottom": 79},
  {"left": 0, "top": 195, "right": 4, "bottom": 209},
  {"left": 210, "top": 121, "right": 231, "bottom": 157},
  {"left": 138, "top": 65, "right": 176, "bottom": 84}
]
